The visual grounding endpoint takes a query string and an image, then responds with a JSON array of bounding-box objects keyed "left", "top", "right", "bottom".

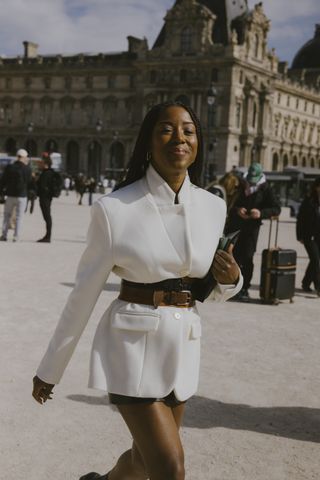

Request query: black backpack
[{"left": 51, "top": 171, "right": 63, "bottom": 198}]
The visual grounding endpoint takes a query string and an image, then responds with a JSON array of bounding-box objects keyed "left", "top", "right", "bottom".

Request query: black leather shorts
[{"left": 109, "top": 391, "right": 185, "bottom": 408}]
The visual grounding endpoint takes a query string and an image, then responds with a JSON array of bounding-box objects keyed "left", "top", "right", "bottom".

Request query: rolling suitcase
[{"left": 260, "top": 217, "right": 297, "bottom": 304}]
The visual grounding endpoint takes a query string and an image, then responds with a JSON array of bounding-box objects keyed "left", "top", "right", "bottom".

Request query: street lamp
[
  {"left": 205, "top": 82, "right": 217, "bottom": 185},
  {"left": 27, "top": 121, "right": 34, "bottom": 133},
  {"left": 96, "top": 118, "right": 103, "bottom": 133}
]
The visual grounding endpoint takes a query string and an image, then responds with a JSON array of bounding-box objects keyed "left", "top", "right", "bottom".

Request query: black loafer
[
  {"left": 79, "top": 473, "right": 109, "bottom": 480},
  {"left": 79, "top": 473, "right": 101, "bottom": 480}
]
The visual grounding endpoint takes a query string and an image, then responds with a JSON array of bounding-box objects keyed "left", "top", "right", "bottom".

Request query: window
[
  {"left": 150, "top": 70, "right": 157, "bottom": 84},
  {"left": 211, "top": 68, "right": 219, "bottom": 82},
  {"left": 239, "top": 70, "right": 243, "bottom": 84},
  {"left": 252, "top": 102, "right": 257, "bottom": 128},
  {"left": 286, "top": 95, "right": 290, "bottom": 107},
  {"left": 304, "top": 100, "right": 308, "bottom": 112},
  {"left": 181, "top": 26, "right": 193, "bottom": 53},
  {"left": 180, "top": 70, "right": 187, "bottom": 83},
  {"left": 278, "top": 93, "right": 281, "bottom": 104},
  {"left": 296, "top": 98, "right": 299, "bottom": 109},
  {"left": 236, "top": 102, "right": 241, "bottom": 128}
]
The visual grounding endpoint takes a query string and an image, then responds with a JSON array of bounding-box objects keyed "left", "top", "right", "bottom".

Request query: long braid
[{"left": 116, "top": 101, "right": 204, "bottom": 190}]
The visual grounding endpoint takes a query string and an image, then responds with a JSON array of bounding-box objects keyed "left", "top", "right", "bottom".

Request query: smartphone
[{"left": 218, "top": 230, "right": 241, "bottom": 251}]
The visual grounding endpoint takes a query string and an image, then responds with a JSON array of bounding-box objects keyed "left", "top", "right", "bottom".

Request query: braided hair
[{"left": 116, "top": 101, "right": 204, "bottom": 190}]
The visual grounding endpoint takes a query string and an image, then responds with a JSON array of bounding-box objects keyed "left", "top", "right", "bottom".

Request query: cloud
[
  {"left": 0, "top": 0, "right": 317, "bottom": 65},
  {"left": 0, "top": 0, "right": 173, "bottom": 56}
]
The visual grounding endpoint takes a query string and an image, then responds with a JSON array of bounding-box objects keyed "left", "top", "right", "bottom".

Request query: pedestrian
[
  {"left": 25, "top": 172, "right": 38, "bottom": 214},
  {"left": 0, "top": 148, "right": 31, "bottom": 242},
  {"left": 32, "top": 101, "right": 243, "bottom": 480},
  {"left": 296, "top": 177, "right": 320, "bottom": 295},
  {"left": 36, "top": 152, "right": 58, "bottom": 243},
  {"left": 64, "top": 176, "right": 71, "bottom": 196},
  {"left": 86, "top": 177, "right": 96, "bottom": 206},
  {"left": 75, "top": 173, "right": 86, "bottom": 205},
  {"left": 225, "top": 162, "right": 281, "bottom": 301}
]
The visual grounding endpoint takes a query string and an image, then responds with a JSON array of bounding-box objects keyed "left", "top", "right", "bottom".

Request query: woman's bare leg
[{"left": 108, "top": 401, "right": 186, "bottom": 480}]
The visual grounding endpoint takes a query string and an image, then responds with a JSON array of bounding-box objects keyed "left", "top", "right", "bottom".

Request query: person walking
[
  {"left": 0, "top": 148, "right": 31, "bottom": 242},
  {"left": 32, "top": 101, "right": 242, "bottom": 480},
  {"left": 225, "top": 162, "right": 281, "bottom": 301},
  {"left": 296, "top": 177, "right": 320, "bottom": 295},
  {"left": 36, "top": 152, "right": 58, "bottom": 243}
]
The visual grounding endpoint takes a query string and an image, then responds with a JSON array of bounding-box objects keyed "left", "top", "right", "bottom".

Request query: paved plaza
[{"left": 0, "top": 191, "right": 319, "bottom": 480}]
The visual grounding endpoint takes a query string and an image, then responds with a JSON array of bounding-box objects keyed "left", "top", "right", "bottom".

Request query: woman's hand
[
  {"left": 32, "top": 376, "right": 55, "bottom": 405},
  {"left": 211, "top": 244, "right": 240, "bottom": 285}
]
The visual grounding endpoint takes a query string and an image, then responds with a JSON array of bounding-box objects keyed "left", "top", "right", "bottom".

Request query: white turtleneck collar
[{"left": 145, "top": 164, "right": 191, "bottom": 206}]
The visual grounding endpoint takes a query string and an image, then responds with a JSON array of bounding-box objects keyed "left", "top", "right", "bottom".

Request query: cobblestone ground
[{"left": 0, "top": 192, "right": 319, "bottom": 480}]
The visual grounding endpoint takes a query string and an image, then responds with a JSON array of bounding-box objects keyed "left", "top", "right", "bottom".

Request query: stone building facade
[{"left": 0, "top": 0, "right": 319, "bottom": 182}]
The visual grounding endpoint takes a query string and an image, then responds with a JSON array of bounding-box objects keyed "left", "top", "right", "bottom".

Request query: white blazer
[{"left": 37, "top": 166, "right": 242, "bottom": 401}]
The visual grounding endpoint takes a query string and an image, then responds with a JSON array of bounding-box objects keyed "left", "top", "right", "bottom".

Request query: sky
[{"left": 0, "top": 0, "right": 318, "bottom": 66}]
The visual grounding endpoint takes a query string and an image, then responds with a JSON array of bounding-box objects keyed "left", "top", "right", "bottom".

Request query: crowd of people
[{"left": 0, "top": 151, "right": 112, "bottom": 242}]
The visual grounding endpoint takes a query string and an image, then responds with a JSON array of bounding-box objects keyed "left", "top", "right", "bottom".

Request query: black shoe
[
  {"left": 79, "top": 474, "right": 109, "bottom": 480},
  {"left": 37, "top": 237, "right": 51, "bottom": 243},
  {"left": 0, "top": 235, "right": 7, "bottom": 241},
  {"left": 302, "top": 284, "right": 313, "bottom": 293},
  {"left": 79, "top": 474, "right": 101, "bottom": 480},
  {"left": 239, "top": 288, "right": 251, "bottom": 302}
]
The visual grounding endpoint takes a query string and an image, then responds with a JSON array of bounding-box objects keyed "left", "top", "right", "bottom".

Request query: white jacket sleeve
[{"left": 36, "top": 201, "right": 114, "bottom": 384}]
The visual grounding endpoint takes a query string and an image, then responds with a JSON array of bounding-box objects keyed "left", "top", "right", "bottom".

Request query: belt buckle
[{"left": 176, "top": 290, "right": 192, "bottom": 307}]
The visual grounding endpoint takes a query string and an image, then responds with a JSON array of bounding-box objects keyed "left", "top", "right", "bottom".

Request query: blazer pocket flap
[
  {"left": 189, "top": 322, "right": 202, "bottom": 339},
  {"left": 112, "top": 313, "right": 160, "bottom": 332}
]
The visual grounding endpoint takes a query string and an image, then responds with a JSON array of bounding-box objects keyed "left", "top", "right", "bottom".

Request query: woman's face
[{"left": 150, "top": 106, "right": 198, "bottom": 180}]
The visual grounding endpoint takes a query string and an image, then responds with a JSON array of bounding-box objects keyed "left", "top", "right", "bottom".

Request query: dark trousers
[
  {"left": 302, "top": 237, "right": 320, "bottom": 290},
  {"left": 233, "top": 228, "right": 260, "bottom": 290},
  {"left": 39, "top": 196, "right": 52, "bottom": 239}
]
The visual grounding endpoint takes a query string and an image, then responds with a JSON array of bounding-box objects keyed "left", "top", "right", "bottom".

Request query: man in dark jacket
[
  {"left": 296, "top": 178, "right": 320, "bottom": 295},
  {"left": 36, "top": 153, "right": 57, "bottom": 243},
  {"left": 0, "top": 148, "right": 31, "bottom": 242},
  {"left": 226, "top": 162, "right": 281, "bottom": 301}
]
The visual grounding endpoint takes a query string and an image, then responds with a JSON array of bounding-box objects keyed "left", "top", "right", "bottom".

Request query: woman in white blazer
[{"left": 32, "top": 102, "right": 242, "bottom": 480}]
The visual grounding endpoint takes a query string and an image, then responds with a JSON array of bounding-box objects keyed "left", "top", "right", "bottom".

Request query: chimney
[{"left": 23, "top": 41, "right": 39, "bottom": 58}]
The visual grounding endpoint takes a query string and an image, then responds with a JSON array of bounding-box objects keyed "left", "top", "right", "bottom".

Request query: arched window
[
  {"left": 302, "top": 157, "right": 306, "bottom": 167},
  {"left": 283, "top": 154, "right": 289, "bottom": 168},
  {"left": 25, "top": 139, "right": 37, "bottom": 157},
  {"left": 45, "top": 139, "right": 58, "bottom": 153},
  {"left": 272, "top": 152, "right": 279, "bottom": 171},
  {"left": 5, "top": 138, "right": 17, "bottom": 155},
  {"left": 66, "top": 141, "right": 79, "bottom": 175},
  {"left": 292, "top": 155, "right": 298, "bottom": 166},
  {"left": 181, "top": 26, "right": 193, "bottom": 53},
  {"left": 254, "top": 34, "right": 259, "bottom": 58},
  {"left": 87, "top": 141, "right": 102, "bottom": 180},
  {"left": 252, "top": 102, "right": 257, "bottom": 128},
  {"left": 311, "top": 158, "right": 315, "bottom": 168}
]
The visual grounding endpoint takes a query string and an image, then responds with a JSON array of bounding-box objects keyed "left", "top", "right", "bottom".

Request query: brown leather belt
[{"left": 119, "top": 281, "right": 196, "bottom": 308}]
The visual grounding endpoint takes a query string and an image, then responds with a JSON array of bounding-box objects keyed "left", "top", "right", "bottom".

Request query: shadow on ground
[
  {"left": 66, "top": 393, "right": 320, "bottom": 443},
  {"left": 184, "top": 395, "right": 320, "bottom": 443}
]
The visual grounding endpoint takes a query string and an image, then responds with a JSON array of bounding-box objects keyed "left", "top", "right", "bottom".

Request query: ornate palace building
[{"left": 0, "top": 0, "right": 319, "bottom": 182}]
